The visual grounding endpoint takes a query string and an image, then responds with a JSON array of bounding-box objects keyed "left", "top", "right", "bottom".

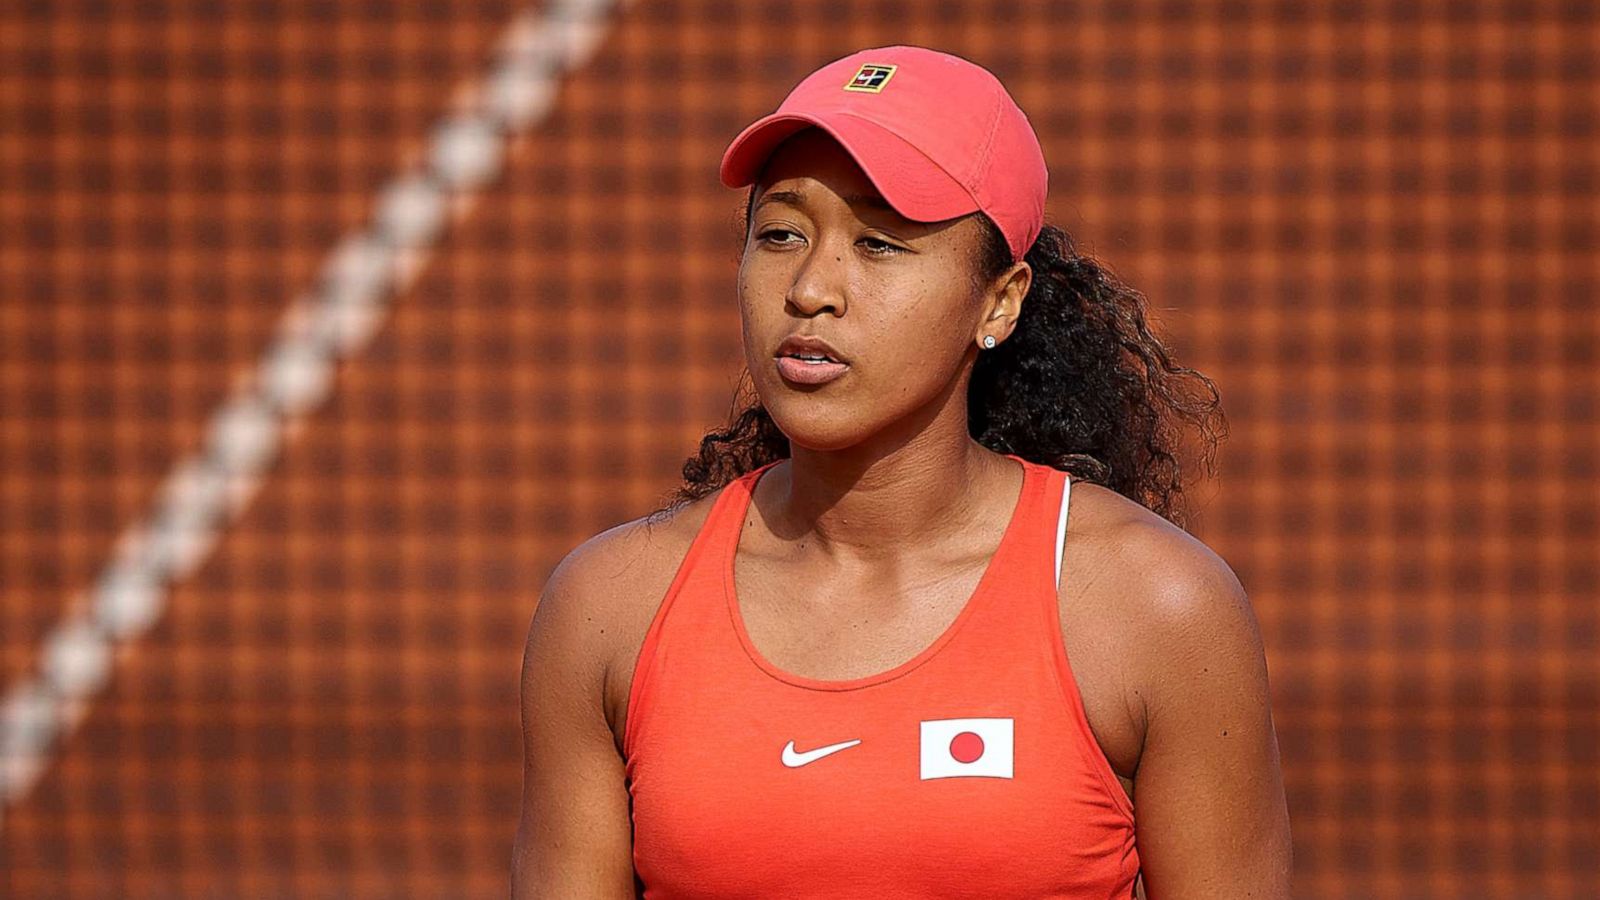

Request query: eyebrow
[
  {"left": 753, "top": 190, "right": 805, "bottom": 213},
  {"left": 754, "top": 189, "right": 897, "bottom": 214},
  {"left": 841, "top": 192, "right": 895, "bottom": 212}
]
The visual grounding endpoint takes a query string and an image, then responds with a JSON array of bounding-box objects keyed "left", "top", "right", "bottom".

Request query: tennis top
[{"left": 624, "top": 453, "right": 1140, "bottom": 898}]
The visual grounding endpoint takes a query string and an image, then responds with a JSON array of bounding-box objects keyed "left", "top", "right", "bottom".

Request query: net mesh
[{"left": 1, "top": 1, "right": 1596, "bottom": 897}]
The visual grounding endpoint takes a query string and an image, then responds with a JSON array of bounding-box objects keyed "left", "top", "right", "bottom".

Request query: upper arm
[
  {"left": 512, "top": 541, "right": 638, "bottom": 899},
  {"left": 1125, "top": 530, "right": 1293, "bottom": 899}
]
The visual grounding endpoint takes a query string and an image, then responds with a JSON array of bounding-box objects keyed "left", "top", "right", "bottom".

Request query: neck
[{"left": 763, "top": 433, "right": 1022, "bottom": 565}]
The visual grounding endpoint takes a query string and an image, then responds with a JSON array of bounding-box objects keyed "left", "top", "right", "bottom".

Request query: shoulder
[
  {"left": 1065, "top": 481, "right": 1291, "bottom": 894},
  {"left": 1063, "top": 479, "right": 1264, "bottom": 724},
  {"left": 529, "top": 480, "right": 737, "bottom": 737},
  {"left": 1068, "top": 478, "right": 1252, "bottom": 630},
  {"left": 535, "top": 485, "right": 729, "bottom": 651}
]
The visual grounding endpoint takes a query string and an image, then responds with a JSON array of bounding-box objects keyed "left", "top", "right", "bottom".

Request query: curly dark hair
[{"left": 648, "top": 188, "right": 1228, "bottom": 529}]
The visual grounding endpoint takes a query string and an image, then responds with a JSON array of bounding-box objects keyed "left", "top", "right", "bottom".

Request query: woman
[{"left": 514, "top": 45, "right": 1292, "bottom": 899}]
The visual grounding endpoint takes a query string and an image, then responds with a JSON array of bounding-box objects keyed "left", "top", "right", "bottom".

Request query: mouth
[
  {"left": 773, "top": 333, "right": 850, "bottom": 384},
  {"left": 775, "top": 335, "right": 846, "bottom": 361},
  {"left": 773, "top": 354, "right": 850, "bottom": 385}
]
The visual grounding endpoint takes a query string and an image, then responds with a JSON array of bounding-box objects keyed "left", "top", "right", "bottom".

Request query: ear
[{"left": 975, "top": 261, "right": 1032, "bottom": 350}]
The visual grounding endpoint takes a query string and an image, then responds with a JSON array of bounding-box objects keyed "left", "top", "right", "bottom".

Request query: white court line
[{"left": 0, "top": 0, "right": 634, "bottom": 828}]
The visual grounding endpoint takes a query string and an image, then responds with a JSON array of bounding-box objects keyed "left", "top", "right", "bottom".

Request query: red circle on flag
[{"left": 949, "top": 731, "right": 985, "bottom": 763}]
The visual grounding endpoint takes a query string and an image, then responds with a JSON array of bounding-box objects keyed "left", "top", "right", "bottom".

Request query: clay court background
[{"left": 2, "top": 1, "right": 1596, "bottom": 898}]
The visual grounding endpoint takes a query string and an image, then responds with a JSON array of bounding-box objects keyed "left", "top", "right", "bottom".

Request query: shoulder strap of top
[
  {"left": 713, "top": 459, "right": 783, "bottom": 545},
  {"left": 622, "top": 460, "right": 782, "bottom": 759},
  {"left": 1054, "top": 471, "right": 1072, "bottom": 589}
]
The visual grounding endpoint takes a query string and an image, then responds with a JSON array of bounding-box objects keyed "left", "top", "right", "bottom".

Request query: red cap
[{"left": 720, "top": 45, "right": 1047, "bottom": 262}]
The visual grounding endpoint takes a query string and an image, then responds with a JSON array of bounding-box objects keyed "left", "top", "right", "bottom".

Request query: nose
[{"left": 785, "top": 240, "right": 848, "bottom": 317}]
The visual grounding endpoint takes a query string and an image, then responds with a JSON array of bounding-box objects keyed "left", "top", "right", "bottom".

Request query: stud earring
[{"left": 982, "top": 335, "right": 997, "bottom": 349}]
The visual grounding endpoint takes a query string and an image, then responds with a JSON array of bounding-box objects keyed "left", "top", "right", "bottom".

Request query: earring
[{"left": 982, "top": 335, "right": 997, "bottom": 349}]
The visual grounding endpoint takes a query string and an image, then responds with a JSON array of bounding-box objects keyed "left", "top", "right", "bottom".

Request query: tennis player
[{"left": 514, "top": 45, "right": 1292, "bottom": 899}]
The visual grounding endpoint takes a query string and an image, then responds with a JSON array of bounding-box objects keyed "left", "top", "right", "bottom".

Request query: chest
[
  {"left": 607, "top": 556, "right": 1145, "bottom": 799},
  {"left": 619, "top": 540, "right": 1144, "bottom": 899},
  {"left": 628, "top": 682, "right": 1136, "bottom": 899},
  {"left": 735, "top": 566, "right": 1143, "bottom": 792}
]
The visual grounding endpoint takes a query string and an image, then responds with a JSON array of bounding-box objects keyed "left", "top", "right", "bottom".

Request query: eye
[
  {"left": 756, "top": 228, "right": 804, "bottom": 247},
  {"left": 859, "top": 236, "right": 904, "bottom": 256}
]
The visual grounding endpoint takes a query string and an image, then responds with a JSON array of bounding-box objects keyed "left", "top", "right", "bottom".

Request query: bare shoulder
[
  {"left": 516, "top": 489, "right": 727, "bottom": 896},
  {"left": 1069, "top": 479, "right": 1250, "bottom": 624},
  {"left": 1058, "top": 479, "right": 1262, "bottom": 750},
  {"left": 544, "top": 494, "right": 717, "bottom": 620},
  {"left": 1066, "top": 481, "right": 1290, "bottom": 896},
  {"left": 537, "top": 486, "right": 730, "bottom": 751}
]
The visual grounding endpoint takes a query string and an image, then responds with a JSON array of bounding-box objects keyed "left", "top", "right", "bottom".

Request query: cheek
[
  {"left": 875, "top": 268, "right": 976, "bottom": 350},
  {"left": 736, "top": 261, "right": 780, "bottom": 362},
  {"left": 737, "top": 252, "right": 805, "bottom": 321},
  {"left": 736, "top": 254, "right": 776, "bottom": 306},
  {"left": 855, "top": 284, "right": 976, "bottom": 388}
]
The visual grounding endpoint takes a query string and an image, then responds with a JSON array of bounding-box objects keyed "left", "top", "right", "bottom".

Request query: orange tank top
[{"left": 624, "top": 453, "right": 1140, "bottom": 898}]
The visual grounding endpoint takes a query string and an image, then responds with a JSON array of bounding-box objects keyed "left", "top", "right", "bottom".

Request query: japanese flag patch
[{"left": 920, "top": 717, "right": 1014, "bottom": 780}]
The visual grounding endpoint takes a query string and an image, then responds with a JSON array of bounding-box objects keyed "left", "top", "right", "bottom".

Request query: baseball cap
[{"left": 719, "top": 45, "right": 1048, "bottom": 262}]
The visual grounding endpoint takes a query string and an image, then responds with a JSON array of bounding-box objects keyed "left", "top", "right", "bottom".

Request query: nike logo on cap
[{"left": 781, "top": 738, "right": 862, "bottom": 767}]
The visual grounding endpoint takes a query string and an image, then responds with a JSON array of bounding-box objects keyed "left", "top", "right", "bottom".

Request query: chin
[{"left": 761, "top": 399, "right": 869, "bottom": 453}]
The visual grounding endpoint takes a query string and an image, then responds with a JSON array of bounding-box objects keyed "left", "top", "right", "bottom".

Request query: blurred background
[{"left": 1, "top": 1, "right": 1595, "bottom": 897}]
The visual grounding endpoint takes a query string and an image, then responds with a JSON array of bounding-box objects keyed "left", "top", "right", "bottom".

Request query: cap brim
[{"left": 718, "top": 112, "right": 978, "bottom": 223}]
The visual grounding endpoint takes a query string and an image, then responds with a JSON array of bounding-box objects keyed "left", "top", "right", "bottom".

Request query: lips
[
  {"left": 774, "top": 333, "right": 847, "bottom": 364},
  {"left": 775, "top": 356, "right": 849, "bottom": 385},
  {"left": 773, "top": 334, "right": 850, "bottom": 386}
]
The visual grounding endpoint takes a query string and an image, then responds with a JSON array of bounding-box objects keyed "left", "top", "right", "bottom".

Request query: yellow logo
[{"left": 843, "top": 63, "right": 897, "bottom": 93}]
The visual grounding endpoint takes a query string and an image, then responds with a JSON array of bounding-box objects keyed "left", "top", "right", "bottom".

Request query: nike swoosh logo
[{"left": 781, "top": 738, "right": 862, "bottom": 768}]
